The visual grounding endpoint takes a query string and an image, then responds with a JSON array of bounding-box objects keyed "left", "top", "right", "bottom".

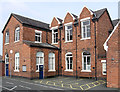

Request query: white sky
[{"left": 0, "top": 0, "right": 119, "bottom": 55}]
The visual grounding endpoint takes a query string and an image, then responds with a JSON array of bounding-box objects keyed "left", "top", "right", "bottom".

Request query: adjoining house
[
  {"left": 1, "top": 6, "right": 119, "bottom": 88},
  {"left": 0, "top": 55, "right": 5, "bottom": 76},
  {"left": 104, "top": 19, "right": 120, "bottom": 88}
]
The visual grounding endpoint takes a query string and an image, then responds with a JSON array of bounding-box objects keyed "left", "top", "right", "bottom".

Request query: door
[
  {"left": 39, "top": 65, "right": 43, "bottom": 79},
  {"left": 6, "top": 64, "right": 9, "bottom": 76}
]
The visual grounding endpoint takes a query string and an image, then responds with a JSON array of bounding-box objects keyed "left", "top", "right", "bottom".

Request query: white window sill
[
  {"left": 5, "top": 62, "right": 9, "bottom": 64},
  {"left": 5, "top": 43, "right": 9, "bottom": 45},
  {"left": 14, "top": 40, "right": 20, "bottom": 43},
  {"left": 35, "top": 41, "right": 42, "bottom": 43},
  {"left": 81, "top": 70, "right": 91, "bottom": 72},
  {"left": 64, "top": 70, "right": 73, "bottom": 72},
  {"left": 80, "top": 37, "right": 91, "bottom": 40},
  {"left": 48, "top": 70, "right": 56, "bottom": 72},
  {"left": 103, "top": 73, "right": 106, "bottom": 75},
  {"left": 52, "top": 43, "right": 58, "bottom": 45},
  {"left": 36, "top": 70, "right": 39, "bottom": 72},
  {"left": 14, "top": 70, "right": 19, "bottom": 72},
  {"left": 64, "top": 40, "right": 73, "bottom": 43}
]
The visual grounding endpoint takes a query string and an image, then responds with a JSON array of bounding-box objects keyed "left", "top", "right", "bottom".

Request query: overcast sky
[{"left": 0, "top": 0, "right": 119, "bottom": 55}]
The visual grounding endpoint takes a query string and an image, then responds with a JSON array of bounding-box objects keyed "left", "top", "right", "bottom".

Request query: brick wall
[{"left": 107, "top": 24, "right": 120, "bottom": 88}]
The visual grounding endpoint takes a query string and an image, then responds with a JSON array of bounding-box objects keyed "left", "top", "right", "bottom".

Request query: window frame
[
  {"left": 36, "top": 52, "right": 44, "bottom": 72},
  {"left": 101, "top": 60, "right": 106, "bottom": 75},
  {"left": 14, "top": 52, "right": 20, "bottom": 72},
  {"left": 65, "top": 52, "right": 73, "bottom": 71},
  {"left": 22, "top": 65, "right": 27, "bottom": 72},
  {"left": 5, "top": 54, "right": 9, "bottom": 64},
  {"left": 48, "top": 53, "right": 55, "bottom": 71},
  {"left": 81, "top": 17, "right": 91, "bottom": 40},
  {"left": 15, "top": 27, "right": 20, "bottom": 42},
  {"left": 35, "top": 30, "right": 42, "bottom": 43},
  {"left": 5, "top": 30, "right": 9, "bottom": 44},
  {"left": 52, "top": 29, "right": 58, "bottom": 44},
  {"left": 65, "top": 22, "right": 73, "bottom": 43},
  {"left": 81, "top": 51, "right": 91, "bottom": 72}
]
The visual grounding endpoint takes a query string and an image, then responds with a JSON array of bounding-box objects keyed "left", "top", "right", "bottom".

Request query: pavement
[{"left": 0, "top": 76, "right": 119, "bottom": 91}]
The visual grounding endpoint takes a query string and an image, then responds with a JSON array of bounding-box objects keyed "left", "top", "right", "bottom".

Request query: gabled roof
[
  {"left": 23, "top": 40, "right": 59, "bottom": 49},
  {"left": 93, "top": 8, "right": 107, "bottom": 19},
  {"left": 56, "top": 17, "right": 63, "bottom": 24},
  {"left": 112, "top": 19, "right": 120, "bottom": 27},
  {"left": 2, "top": 13, "right": 50, "bottom": 33},
  {"left": 104, "top": 20, "right": 120, "bottom": 51},
  {"left": 71, "top": 13, "right": 78, "bottom": 19}
]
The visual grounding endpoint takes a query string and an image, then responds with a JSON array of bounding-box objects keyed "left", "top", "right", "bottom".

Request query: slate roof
[
  {"left": 112, "top": 19, "right": 120, "bottom": 27},
  {"left": 56, "top": 17, "right": 63, "bottom": 24},
  {"left": 2, "top": 13, "right": 50, "bottom": 33},
  {"left": 71, "top": 13, "right": 78, "bottom": 19},
  {"left": 12, "top": 13, "right": 49, "bottom": 30},
  {"left": 23, "top": 40, "right": 59, "bottom": 49},
  {"left": 93, "top": 8, "right": 107, "bottom": 19}
]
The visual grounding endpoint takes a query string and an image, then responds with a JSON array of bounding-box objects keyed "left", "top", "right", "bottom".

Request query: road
[{"left": 1, "top": 77, "right": 65, "bottom": 91}]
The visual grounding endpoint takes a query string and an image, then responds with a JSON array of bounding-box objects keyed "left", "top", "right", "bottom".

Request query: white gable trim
[
  {"left": 79, "top": 6, "right": 93, "bottom": 19},
  {"left": 63, "top": 12, "right": 76, "bottom": 23},
  {"left": 103, "top": 21, "right": 120, "bottom": 51},
  {"left": 55, "top": 17, "right": 61, "bottom": 24},
  {"left": 50, "top": 26, "right": 58, "bottom": 30}
]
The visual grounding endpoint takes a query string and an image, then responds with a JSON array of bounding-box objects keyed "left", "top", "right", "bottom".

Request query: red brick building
[
  {"left": 2, "top": 13, "right": 59, "bottom": 79},
  {"left": 50, "top": 7, "right": 113, "bottom": 78},
  {"left": 2, "top": 6, "right": 119, "bottom": 88},
  {"left": 104, "top": 19, "right": 120, "bottom": 88}
]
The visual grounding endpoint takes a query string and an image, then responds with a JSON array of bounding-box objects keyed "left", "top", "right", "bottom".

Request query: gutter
[
  {"left": 92, "top": 13, "right": 98, "bottom": 81},
  {"left": 74, "top": 19, "right": 78, "bottom": 79},
  {"left": 58, "top": 24, "right": 63, "bottom": 76}
]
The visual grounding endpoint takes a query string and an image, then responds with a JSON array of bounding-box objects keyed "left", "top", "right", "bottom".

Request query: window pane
[
  {"left": 67, "top": 64, "right": 69, "bottom": 69},
  {"left": 36, "top": 57, "right": 39, "bottom": 64},
  {"left": 70, "top": 57, "right": 72, "bottom": 64},
  {"left": 83, "top": 20, "right": 89, "bottom": 25},
  {"left": 56, "top": 33, "right": 58, "bottom": 43},
  {"left": 70, "top": 30, "right": 73, "bottom": 40},
  {"left": 87, "top": 57, "right": 90, "bottom": 65},
  {"left": 67, "top": 25, "right": 72, "bottom": 29},
  {"left": 84, "top": 57, "right": 86, "bottom": 70},
  {"left": 70, "top": 64, "right": 72, "bottom": 69},
  {"left": 35, "top": 36, "right": 37, "bottom": 41},
  {"left": 87, "top": 26, "right": 90, "bottom": 37}
]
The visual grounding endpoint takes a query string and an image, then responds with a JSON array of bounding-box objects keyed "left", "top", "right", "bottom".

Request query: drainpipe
[
  {"left": 74, "top": 19, "right": 78, "bottom": 79},
  {"left": 58, "top": 24, "right": 63, "bottom": 76},
  {"left": 92, "top": 14, "right": 98, "bottom": 81}
]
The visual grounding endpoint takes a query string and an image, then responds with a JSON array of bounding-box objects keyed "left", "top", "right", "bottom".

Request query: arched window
[
  {"left": 82, "top": 51, "right": 91, "bottom": 71},
  {"left": 5, "top": 30, "right": 9, "bottom": 44},
  {"left": 15, "top": 52, "right": 19, "bottom": 71},
  {"left": 48, "top": 53, "right": 55, "bottom": 71},
  {"left": 36, "top": 52, "right": 44, "bottom": 71},
  {"left": 5, "top": 54, "right": 9, "bottom": 63},
  {"left": 15, "top": 27, "right": 20, "bottom": 42},
  {"left": 65, "top": 52, "right": 73, "bottom": 71}
]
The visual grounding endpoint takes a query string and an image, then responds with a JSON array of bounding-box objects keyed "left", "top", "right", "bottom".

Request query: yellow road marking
[{"left": 80, "top": 86, "right": 84, "bottom": 90}]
